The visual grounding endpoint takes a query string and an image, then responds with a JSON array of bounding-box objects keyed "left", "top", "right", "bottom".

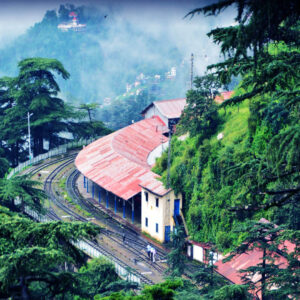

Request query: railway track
[
  {"left": 66, "top": 168, "right": 167, "bottom": 273},
  {"left": 42, "top": 157, "right": 156, "bottom": 285},
  {"left": 26, "top": 152, "right": 199, "bottom": 282}
]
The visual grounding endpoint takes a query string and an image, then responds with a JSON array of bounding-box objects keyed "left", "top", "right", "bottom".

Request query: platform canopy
[{"left": 75, "top": 116, "right": 169, "bottom": 200}]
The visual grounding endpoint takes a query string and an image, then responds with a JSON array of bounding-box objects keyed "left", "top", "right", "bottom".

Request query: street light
[{"left": 27, "top": 112, "right": 33, "bottom": 160}]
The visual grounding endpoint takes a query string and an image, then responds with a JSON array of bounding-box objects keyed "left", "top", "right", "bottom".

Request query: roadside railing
[{"left": 8, "top": 138, "right": 98, "bottom": 179}]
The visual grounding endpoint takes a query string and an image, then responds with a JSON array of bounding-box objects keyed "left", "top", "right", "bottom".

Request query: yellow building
[{"left": 140, "top": 180, "right": 183, "bottom": 243}]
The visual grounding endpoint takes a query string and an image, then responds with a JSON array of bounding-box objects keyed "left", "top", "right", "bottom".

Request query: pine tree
[
  {"left": 166, "top": 226, "right": 186, "bottom": 277},
  {"left": 224, "top": 220, "right": 299, "bottom": 299},
  {"left": 0, "top": 207, "right": 101, "bottom": 299}
]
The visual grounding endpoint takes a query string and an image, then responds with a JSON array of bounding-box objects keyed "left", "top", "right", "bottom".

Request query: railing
[
  {"left": 180, "top": 210, "right": 189, "bottom": 236},
  {"left": 7, "top": 138, "right": 98, "bottom": 179}
]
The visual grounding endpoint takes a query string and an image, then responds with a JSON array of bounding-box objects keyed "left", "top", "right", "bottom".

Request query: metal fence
[{"left": 8, "top": 138, "right": 97, "bottom": 179}]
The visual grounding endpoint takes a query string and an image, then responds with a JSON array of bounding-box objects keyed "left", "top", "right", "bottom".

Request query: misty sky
[
  {"left": 0, "top": 0, "right": 236, "bottom": 98},
  {"left": 0, "top": 0, "right": 235, "bottom": 50}
]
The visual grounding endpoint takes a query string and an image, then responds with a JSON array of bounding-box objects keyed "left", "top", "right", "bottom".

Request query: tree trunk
[
  {"left": 261, "top": 248, "right": 266, "bottom": 300},
  {"left": 88, "top": 109, "right": 92, "bottom": 123},
  {"left": 20, "top": 276, "right": 30, "bottom": 300},
  {"left": 21, "top": 197, "right": 25, "bottom": 213}
]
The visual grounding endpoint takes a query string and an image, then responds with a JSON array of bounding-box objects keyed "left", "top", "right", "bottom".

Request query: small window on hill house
[
  {"left": 145, "top": 217, "right": 148, "bottom": 227},
  {"left": 156, "top": 198, "right": 159, "bottom": 207},
  {"left": 156, "top": 223, "right": 159, "bottom": 233},
  {"left": 145, "top": 192, "right": 148, "bottom": 202}
]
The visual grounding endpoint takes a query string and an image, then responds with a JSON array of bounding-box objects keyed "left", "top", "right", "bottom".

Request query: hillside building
[
  {"left": 75, "top": 92, "right": 233, "bottom": 243},
  {"left": 141, "top": 98, "right": 186, "bottom": 132},
  {"left": 75, "top": 114, "right": 183, "bottom": 243}
]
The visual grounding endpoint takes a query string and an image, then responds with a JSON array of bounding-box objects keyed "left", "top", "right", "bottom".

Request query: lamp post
[{"left": 27, "top": 112, "right": 33, "bottom": 160}]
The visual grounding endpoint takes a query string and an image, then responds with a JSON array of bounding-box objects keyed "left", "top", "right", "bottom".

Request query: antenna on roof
[
  {"left": 190, "top": 53, "right": 194, "bottom": 90},
  {"left": 166, "top": 127, "right": 172, "bottom": 189}
]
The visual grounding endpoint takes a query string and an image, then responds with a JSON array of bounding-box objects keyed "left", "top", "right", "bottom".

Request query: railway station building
[
  {"left": 75, "top": 94, "right": 232, "bottom": 242},
  {"left": 75, "top": 98, "right": 187, "bottom": 242}
]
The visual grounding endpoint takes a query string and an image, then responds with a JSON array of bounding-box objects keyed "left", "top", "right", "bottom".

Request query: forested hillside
[
  {"left": 0, "top": 4, "right": 187, "bottom": 106},
  {"left": 155, "top": 1, "right": 300, "bottom": 252}
]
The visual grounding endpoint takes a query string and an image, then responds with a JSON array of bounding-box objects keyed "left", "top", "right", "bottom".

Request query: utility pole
[
  {"left": 27, "top": 112, "right": 33, "bottom": 160},
  {"left": 190, "top": 53, "right": 194, "bottom": 89}
]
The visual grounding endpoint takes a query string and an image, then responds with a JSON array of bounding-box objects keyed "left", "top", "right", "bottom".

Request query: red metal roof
[
  {"left": 154, "top": 98, "right": 187, "bottom": 119},
  {"left": 139, "top": 177, "right": 171, "bottom": 197},
  {"left": 141, "top": 92, "right": 233, "bottom": 119},
  {"left": 75, "top": 116, "right": 169, "bottom": 200},
  {"left": 215, "top": 91, "right": 234, "bottom": 104},
  {"left": 141, "top": 98, "right": 186, "bottom": 119}
]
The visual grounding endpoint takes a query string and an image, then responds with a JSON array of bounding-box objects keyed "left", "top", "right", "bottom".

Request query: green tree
[
  {"left": 100, "top": 279, "right": 183, "bottom": 300},
  {"left": 79, "top": 103, "right": 99, "bottom": 123},
  {"left": 0, "top": 149, "right": 9, "bottom": 178},
  {"left": 78, "top": 257, "right": 119, "bottom": 297},
  {"left": 213, "top": 285, "right": 250, "bottom": 300},
  {"left": 0, "top": 57, "right": 81, "bottom": 162},
  {"left": 0, "top": 174, "right": 46, "bottom": 214},
  {"left": 0, "top": 77, "right": 27, "bottom": 166},
  {"left": 187, "top": 0, "right": 300, "bottom": 211},
  {"left": 179, "top": 74, "right": 220, "bottom": 138},
  {"left": 192, "top": 249, "right": 227, "bottom": 297},
  {"left": 167, "top": 226, "right": 186, "bottom": 277},
  {"left": 0, "top": 206, "right": 101, "bottom": 299},
  {"left": 224, "top": 220, "right": 299, "bottom": 300},
  {"left": 74, "top": 102, "right": 112, "bottom": 138}
]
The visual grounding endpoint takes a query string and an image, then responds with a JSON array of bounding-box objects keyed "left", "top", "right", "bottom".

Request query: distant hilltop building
[
  {"left": 58, "top": 12, "right": 86, "bottom": 32},
  {"left": 165, "top": 67, "right": 176, "bottom": 79}
]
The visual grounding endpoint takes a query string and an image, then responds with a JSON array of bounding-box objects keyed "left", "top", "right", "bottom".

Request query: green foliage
[
  {"left": 166, "top": 226, "right": 186, "bottom": 277},
  {"left": 0, "top": 206, "right": 101, "bottom": 299},
  {"left": 154, "top": 0, "right": 300, "bottom": 254},
  {"left": 100, "top": 279, "right": 183, "bottom": 300},
  {"left": 213, "top": 285, "right": 250, "bottom": 300},
  {"left": 0, "top": 57, "right": 111, "bottom": 166},
  {"left": 179, "top": 74, "right": 221, "bottom": 138},
  {"left": 0, "top": 174, "right": 46, "bottom": 214},
  {"left": 224, "top": 221, "right": 300, "bottom": 300},
  {"left": 78, "top": 258, "right": 119, "bottom": 297}
]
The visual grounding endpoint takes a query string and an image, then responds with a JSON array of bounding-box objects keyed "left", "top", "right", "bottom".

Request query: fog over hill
[{"left": 0, "top": 0, "right": 235, "bottom": 105}]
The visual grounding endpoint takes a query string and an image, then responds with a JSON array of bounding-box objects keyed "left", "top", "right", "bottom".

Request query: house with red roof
[{"left": 214, "top": 219, "right": 296, "bottom": 299}]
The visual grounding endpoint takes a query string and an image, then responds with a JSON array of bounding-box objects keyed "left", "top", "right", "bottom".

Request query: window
[
  {"left": 145, "top": 217, "right": 148, "bottom": 227},
  {"left": 156, "top": 223, "right": 159, "bottom": 233},
  {"left": 156, "top": 198, "right": 159, "bottom": 207},
  {"left": 145, "top": 192, "right": 148, "bottom": 202}
]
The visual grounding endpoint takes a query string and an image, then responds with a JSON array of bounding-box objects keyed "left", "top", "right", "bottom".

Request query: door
[
  {"left": 174, "top": 199, "right": 180, "bottom": 216},
  {"left": 165, "top": 226, "right": 171, "bottom": 242}
]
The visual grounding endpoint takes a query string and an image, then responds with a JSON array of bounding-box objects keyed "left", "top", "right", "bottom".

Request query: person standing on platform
[
  {"left": 122, "top": 232, "right": 126, "bottom": 243},
  {"left": 152, "top": 247, "right": 156, "bottom": 263},
  {"left": 150, "top": 247, "right": 153, "bottom": 262},
  {"left": 146, "top": 244, "right": 151, "bottom": 260}
]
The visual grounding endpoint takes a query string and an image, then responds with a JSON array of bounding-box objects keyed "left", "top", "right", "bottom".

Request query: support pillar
[
  {"left": 92, "top": 182, "right": 95, "bottom": 199},
  {"left": 98, "top": 187, "right": 101, "bottom": 204},
  {"left": 131, "top": 198, "right": 134, "bottom": 224},
  {"left": 84, "top": 176, "right": 86, "bottom": 188},
  {"left": 114, "top": 195, "right": 117, "bottom": 213},
  {"left": 106, "top": 191, "right": 109, "bottom": 209},
  {"left": 123, "top": 200, "right": 126, "bottom": 218}
]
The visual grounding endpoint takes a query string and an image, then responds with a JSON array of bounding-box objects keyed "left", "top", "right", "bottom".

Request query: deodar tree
[{"left": 0, "top": 58, "right": 79, "bottom": 164}]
